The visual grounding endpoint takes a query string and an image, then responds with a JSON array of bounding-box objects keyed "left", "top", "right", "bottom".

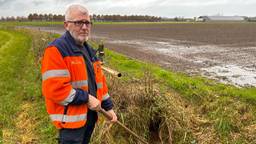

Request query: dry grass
[
  {"left": 15, "top": 103, "right": 38, "bottom": 144},
  {"left": 90, "top": 67, "right": 256, "bottom": 144},
  {"left": 91, "top": 69, "right": 206, "bottom": 143}
]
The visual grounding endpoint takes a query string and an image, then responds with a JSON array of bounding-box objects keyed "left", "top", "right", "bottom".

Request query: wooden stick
[
  {"left": 99, "top": 108, "right": 148, "bottom": 144},
  {"left": 101, "top": 66, "right": 122, "bottom": 77}
]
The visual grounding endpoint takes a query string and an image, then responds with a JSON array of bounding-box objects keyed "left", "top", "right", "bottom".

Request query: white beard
[
  {"left": 85, "top": 36, "right": 89, "bottom": 41},
  {"left": 69, "top": 30, "right": 87, "bottom": 45}
]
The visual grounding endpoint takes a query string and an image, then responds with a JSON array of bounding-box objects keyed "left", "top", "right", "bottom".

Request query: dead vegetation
[
  {"left": 92, "top": 70, "right": 199, "bottom": 143},
  {"left": 91, "top": 67, "right": 256, "bottom": 144}
]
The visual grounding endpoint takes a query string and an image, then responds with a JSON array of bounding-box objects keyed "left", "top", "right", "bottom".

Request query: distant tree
[
  {"left": 39, "top": 14, "right": 43, "bottom": 21},
  {"left": 6, "top": 16, "right": 15, "bottom": 21},
  {"left": 0, "top": 16, "right": 5, "bottom": 21},
  {"left": 52, "top": 14, "right": 57, "bottom": 21},
  {"left": 32, "top": 13, "right": 39, "bottom": 21},
  {"left": 48, "top": 13, "right": 53, "bottom": 21},
  {"left": 28, "top": 13, "right": 33, "bottom": 21},
  {"left": 91, "top": 14, "right": 96, "bottom": 21},
  {"left": 43, "top": 14, "right": 48, "bottom": 21},
  {"left": 57, "top": 14, "right": 64, "bottom": 21},
  {"left": 16, "top": 16, "right": 21, "bottom": 22},
  {"left": 96, "top": 15, "right": 102, "bottom": 21}
]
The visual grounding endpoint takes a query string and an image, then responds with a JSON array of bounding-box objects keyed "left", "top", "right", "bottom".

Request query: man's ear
[{"left": 64, "top": 21, "right": 69, "bottom": 30}]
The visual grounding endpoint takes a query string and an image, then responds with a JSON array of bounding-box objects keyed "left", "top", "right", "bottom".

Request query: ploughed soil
[{"left": 23, "top": 23, "right": 256, "bottom": 87}]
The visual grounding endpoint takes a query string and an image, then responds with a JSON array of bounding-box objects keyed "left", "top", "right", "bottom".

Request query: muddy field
[{"left": 26, "top": 23, "right": 256, "bottom": 87}]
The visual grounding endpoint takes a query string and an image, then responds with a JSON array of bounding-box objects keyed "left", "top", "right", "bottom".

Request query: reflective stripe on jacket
[{"left": 41, "top": 31, "right": 110, "bottom": 129}]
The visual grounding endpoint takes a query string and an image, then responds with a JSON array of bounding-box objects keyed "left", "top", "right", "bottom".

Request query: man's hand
[
  {"left": 88, "top": 94, "right": 101, "bottom": 111},
  {"left": 105, "top": 109, "right": 117, "bottom": 123}
]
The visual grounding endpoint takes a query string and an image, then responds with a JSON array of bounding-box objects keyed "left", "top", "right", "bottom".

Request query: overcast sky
[{"left": 0, "top": 0, "right": 255, "bottom": 18}]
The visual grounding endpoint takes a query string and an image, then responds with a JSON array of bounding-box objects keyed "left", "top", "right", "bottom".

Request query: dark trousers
[{"left": 59, "top": 110, "right": 98, "bottom": 144}]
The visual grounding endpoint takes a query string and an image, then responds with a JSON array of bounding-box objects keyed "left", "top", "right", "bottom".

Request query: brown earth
[
  {"left": 92, "top": 23, "right": 256, "bottom": 46},
  {"left": 90, "top": 23, "right": 256, "bottom": 82}
]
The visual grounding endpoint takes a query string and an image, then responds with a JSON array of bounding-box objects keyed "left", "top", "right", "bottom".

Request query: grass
[
  {"left": 0, "top": 29, "right": 32, "bottom": 142},
  {"left": 0, "top": 27, "right": 57, "bottom": 143}
]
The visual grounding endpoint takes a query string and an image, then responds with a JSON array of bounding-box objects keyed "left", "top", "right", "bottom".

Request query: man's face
[{"left": 64, "top": 11, "right": 91, "bottom": 45}]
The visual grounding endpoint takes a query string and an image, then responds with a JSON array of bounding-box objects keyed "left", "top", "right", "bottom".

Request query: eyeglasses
[{"left": 67, "top": 20, "right": 93, "bottom": 27}]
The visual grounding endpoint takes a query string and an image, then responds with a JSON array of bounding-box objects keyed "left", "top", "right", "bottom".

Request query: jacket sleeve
[
  {"left": 101, "top": 74, "right": 113, "bottom": 111},
  {"left": 41, "top": 46, "right": 88, "bottom": 106}
]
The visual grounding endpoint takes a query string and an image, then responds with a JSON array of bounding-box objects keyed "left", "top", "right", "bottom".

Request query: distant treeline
[
  {"left": 91, "top": 14, "right": 161, "bottom": 22},
  {"left": 2, "top": 13, "right": 254, "bottom": 22},
  {"left": 0, "top": 13, "right": 164, "bottom": 22}
]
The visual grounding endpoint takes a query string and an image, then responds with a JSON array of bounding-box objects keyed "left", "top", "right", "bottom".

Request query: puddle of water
[
  {"left": 202, "top": 65, "right": 256, "bottom": 87},
  {"left": 110, "top": 39, "right": 144, "bottom": 45},
  {"left": 109, "top": 39, "right": 228, "bottom": 55},
  {"left": 109, "top": 38, "right": 256, "bottom": 87}
]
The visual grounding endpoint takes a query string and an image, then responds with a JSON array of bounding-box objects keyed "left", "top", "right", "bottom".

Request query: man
[{"left": 41, "top": 4, "right": 117, "bottom": 144}]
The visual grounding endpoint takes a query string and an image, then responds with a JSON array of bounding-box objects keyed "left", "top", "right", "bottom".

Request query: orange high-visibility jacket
[{"left": 41, "top": 31, "right": 112, "bottom": 129}]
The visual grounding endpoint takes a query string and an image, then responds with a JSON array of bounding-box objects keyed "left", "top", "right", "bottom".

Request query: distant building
[
  {"left": 248, "top": 17, "right": 256, "bottom": 22},
  {"left": 196, "top": 16, "right": 245, "bottom": 22}
]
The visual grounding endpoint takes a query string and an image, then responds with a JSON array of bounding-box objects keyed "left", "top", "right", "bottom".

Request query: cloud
[
  {"left": 0, "top": 0, "right": 14, "bottom": 9},
  {"left": 0, "top": 0, "right": 255, "bottom": 17},
  {"left": 31, "top": 0, "right": 46, "bottom": 6}
]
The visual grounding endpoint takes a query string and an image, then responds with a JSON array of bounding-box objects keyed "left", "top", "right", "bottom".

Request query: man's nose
[{"left": 81, "top": 23, "right": 89, "bottom": 29}]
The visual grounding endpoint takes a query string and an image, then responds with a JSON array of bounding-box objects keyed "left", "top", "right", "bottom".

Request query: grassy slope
[
  {"left": 0, "top": 31, "right": 29, "bottom": 141},
  {"left": 0, "top": 28, "right": 56, "bottom": 143},
  {"left": 0, "top": 29, "right": 33, "bottom": 143}
]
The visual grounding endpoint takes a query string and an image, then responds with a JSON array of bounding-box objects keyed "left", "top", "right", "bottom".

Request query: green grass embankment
[
  {"left": 0, "top": 28, "right": 56, "bottom": 143},
  {"left": 0, "top": 29, "right": 33, "bottom": 143}
]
